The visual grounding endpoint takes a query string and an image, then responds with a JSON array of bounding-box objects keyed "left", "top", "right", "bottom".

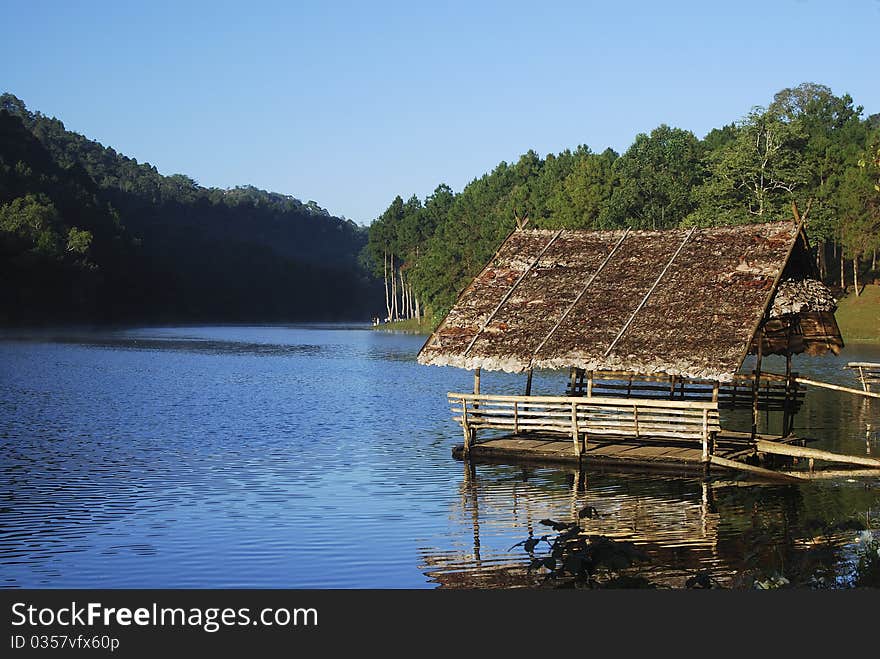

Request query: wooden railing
[
  {"left": 564, "top": 370, "right": 804, "bottom": 412},
  {"left": 845, "top": 362, "right": 880, "bottom": 393},
  {"left": 448, "top": 392, "right": 721, "bottom": 461}
]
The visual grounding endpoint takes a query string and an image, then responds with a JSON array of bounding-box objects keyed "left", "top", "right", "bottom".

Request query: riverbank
[
  {"left": 372, "top": 317, "right": 434, "bottom": 334},
  {"left": 836, "top": 284, "right": 880, "bottom": 343}
]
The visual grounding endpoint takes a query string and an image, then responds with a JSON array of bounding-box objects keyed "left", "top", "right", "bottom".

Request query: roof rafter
[
  {"left": 603, "top": 227, "right": 696, "bottom": 357},
  {"left": 528, "top": 228, "right": 630, "bottom": 368},
  {"left": 462, "top": 229, "right": 563, "bottom": 357}
]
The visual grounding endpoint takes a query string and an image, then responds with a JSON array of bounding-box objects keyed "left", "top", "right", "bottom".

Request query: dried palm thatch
[{"left": 418, "top": 222, "right": 843, "bottom": 381}]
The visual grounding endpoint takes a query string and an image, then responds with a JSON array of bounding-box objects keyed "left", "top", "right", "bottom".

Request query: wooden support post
[
  {"left": 751, "top": 335, "right": 763, "bottom": 443},
  {"left": 633, "top": 405, "right": 640, "bottom": 438},
  {"left": 669, "top": 375, "right": 676, "bottom": 400},
  {"left": 587, "top": 371, "right": 593, "bottom": 397},
  {"left": 569, "top": 367, "right": 577, "bottom": 396},
  {"left": 571, "top": 401, "right": 581, "bottom": 458},
  {"left": 782, "top": 354, "right": 792, "bottom": 438},
  {"left": 701, "top": 408, "right": 710, "bottom": 474},
  {"left": 461, "top": 398, "right": 472, "bottom": 456},
  {"left": 513, "top": 401, "right": 519, "bottom": 435},
  {"left": 525, "top": 368, "right": 533, "bottom": 396},
  {"left": 473, "top": 367, "right": 481, "bottom": 414}
]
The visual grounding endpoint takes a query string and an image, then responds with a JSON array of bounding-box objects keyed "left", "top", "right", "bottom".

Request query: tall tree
[
  {"left": 688, "top": 107, "right": 808, "bottom": 225},
  {"left": 602, "top": 125, "right": 703, "bottom": 229}
]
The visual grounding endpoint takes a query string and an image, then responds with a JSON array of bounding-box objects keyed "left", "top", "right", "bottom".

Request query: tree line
[
  {"left": 366, "top": 83, "right": 880, "bottom": 324},
  {"left": 0, "top": 94, "right": 382, "bottom": 324}
]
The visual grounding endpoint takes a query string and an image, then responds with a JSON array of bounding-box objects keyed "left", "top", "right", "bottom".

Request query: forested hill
[
  {"left": 0, "top": 93, "right": 381, "bottom": 324},
  {"left": 367, "top": 83, "right": 880, "bottom": 326}
]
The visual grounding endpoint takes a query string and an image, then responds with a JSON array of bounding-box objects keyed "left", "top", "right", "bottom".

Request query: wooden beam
[
  {"left": 461, "top": 397, "right": 472, "bottom": 455},
  {"left": 709, "top": 455, "right": 806, "bottom": 482},
  {"left": 751, "top": 338, "right": 763, "bottom": 442},
  {"left": 451, "top": 392, "right": 720, "bottom": 409},
  {"left": 795, "top": 376, "right": 880, "bottom": 400},
  {"left": 463, "top": 229, "right": 564, "bottom": 357},
  {"left": 778, "top": 468, "right": 880, "bottom": 480},
  {"left": 530, "top": 228, "right": 630, "bottom": 365},
  {"left": 755, "top": 439, "right": 880, "bottom": 468},
  {"left": 735, "top": 220, "right": 804, "bottom": 373}
]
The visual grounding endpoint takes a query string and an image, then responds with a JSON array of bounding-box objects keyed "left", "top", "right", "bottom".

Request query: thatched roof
[{"left": 418, "top": 222, "right": 839, "bottom": 382}]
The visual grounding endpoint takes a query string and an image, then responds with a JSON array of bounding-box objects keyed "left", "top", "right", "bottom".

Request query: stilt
[
  {"left": 751, "top": 336, "right": 763, "bottom": 443},
  {"left": 782, "top": 354, "right": 793, "bottom": 437}
]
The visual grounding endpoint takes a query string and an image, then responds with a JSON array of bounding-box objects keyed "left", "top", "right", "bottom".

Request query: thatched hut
[{"left": 418, "top": 221, "right": 845, "bottom": 472}]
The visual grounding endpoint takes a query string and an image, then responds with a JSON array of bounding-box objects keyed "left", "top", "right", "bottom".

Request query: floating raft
[
  {"left": 452, "top": 430, "right": 880, "bottom": 482},
  {"left": 452, "top": 430, "right": 799, "bottom": 475}
]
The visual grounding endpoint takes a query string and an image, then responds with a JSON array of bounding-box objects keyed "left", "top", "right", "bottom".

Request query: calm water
[{"left": 1, "top": 326, "right": 878, "bottom": 588}]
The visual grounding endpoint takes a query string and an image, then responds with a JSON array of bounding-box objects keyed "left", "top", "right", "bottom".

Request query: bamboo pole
[
  {"left": 794, "top": 376, "right": 880, "bottom": 400},
  {"left": 782, "top": 354, "right": 793, "bottom": 437},
  {"left": 450, "top": 392, "right": 719, "bottom": 409},
  {"left": 754, "top": 439, "right": 880, "bottom": 468},
  {"left": 604, "top": 227, "right": 695, "bottom": 357},
  {"left": 461, "top": 397, "right": 472, "bottom": 456},
  {"left": 709, "top": 455, "right": 806, "bottom": 482},
  {"left": 751, "top": 337, "right": 763, "bottom": 442},
  {"left": 701, "top": 409, "right": 709, "bottom": 464},
  {"left": 463, "top": 229, "right": 563, "bottom": 357},
  {"left": 778, "top": 468, "right": 880, "bottom": 480},
  {"left": 473, "top": 367, "right": 481, "bottom": 415}
]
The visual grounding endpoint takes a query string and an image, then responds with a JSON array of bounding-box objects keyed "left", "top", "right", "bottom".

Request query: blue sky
[{"left": 2, "top": 0, "right": 878, "bottom": 223}]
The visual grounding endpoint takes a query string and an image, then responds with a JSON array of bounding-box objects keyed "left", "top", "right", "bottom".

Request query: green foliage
[
  {"left": 854, "top": 530, "right": 880, "bottom": 587},
  {"left": 512, "top": 518, "right": 652, "bottom": 588},
  {"left": 687, "top": 108, "right": 809, "bottom": 225},
  {"left": 0, "top": 94, "right": 381, "bottom": 324},
  {"left": 602, "top": 124, "right": 703, "bottom": 229},
  {"left": 368, "top": 83, "right": 878, "bottom": 320}
]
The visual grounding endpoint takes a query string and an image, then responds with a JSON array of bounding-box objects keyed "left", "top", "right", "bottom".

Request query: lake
[{"left": 1, "top": 325, "right": 878, "bottom": 588}]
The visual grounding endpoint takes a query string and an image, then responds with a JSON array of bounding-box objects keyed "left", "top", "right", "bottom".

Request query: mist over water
[{"left": 1, "top": 326, "right": 878, "bottom": 588}]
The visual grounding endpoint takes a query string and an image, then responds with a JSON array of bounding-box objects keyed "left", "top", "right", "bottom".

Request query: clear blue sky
[{"left": 2, "top": 0, "right": 878, "bottom": 224}]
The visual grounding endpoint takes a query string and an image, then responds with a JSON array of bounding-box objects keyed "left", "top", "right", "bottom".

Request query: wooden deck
[{"left": 452, "top": 430, "right": 803, "bottom": 475}]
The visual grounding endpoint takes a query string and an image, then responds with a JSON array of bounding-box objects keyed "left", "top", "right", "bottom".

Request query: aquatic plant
[
  {"left": 512, "top": 518, "right": 651, "bottom": 588},
  {"left": 854, "top": 530, "right": 880, "bottom": 587}
]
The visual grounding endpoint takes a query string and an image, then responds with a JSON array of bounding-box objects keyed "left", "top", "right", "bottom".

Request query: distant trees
[
  {"left": 0, "top": 95, "right": 381, "bottom": 324},
  {"left": 603, "top": 125, "right": 703, "bottom": 229},
  {"left": 687, "top": 108, "right": 808, "bottom": 225},
  {"left": 367, "top": 83, "right": 879, "bottom": 323}
]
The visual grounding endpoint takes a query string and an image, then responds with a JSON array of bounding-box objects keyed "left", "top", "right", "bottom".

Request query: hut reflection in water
[{"left": 420, "top": 460, "right": 874, "bottom": 588}]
